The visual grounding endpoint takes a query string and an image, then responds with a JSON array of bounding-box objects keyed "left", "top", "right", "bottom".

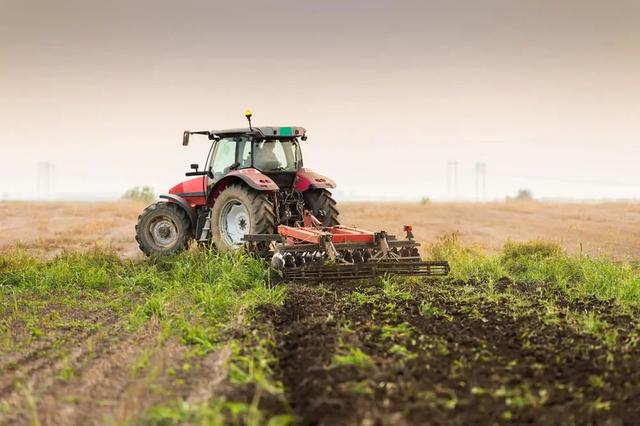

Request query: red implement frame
[{"left": 278, "top": 225, "right": 375, "bottom": 245}]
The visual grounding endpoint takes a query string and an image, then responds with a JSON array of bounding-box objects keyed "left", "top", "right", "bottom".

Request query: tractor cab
[{"left": 205, "top": 128, "right": 305, "bottom": 190}]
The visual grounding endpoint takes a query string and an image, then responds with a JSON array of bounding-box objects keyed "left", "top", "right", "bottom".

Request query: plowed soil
[
  {"left": 262, "top": 281, "right": 640, "bottom": 425},
  {"left": 0, "top": 290, "right": 230, "bottom": 426}
]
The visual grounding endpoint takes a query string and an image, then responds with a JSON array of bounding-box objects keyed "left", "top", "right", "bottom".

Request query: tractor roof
[
  {"left": 213, "top": 126, "right": 306, "bottom": 138},
  {"left": 182, "top": 126, "right": 306, "bottom": 146}
]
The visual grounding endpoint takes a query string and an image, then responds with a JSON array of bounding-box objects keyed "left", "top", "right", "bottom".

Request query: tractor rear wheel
[
  {"left": 135, "top": 202, "right": 192, "bottom": 256},
  {"left": 303, "top": 189, "right": 339, "bottom": 226},
  {"left": 210, "top": 184, "right": 276, "bottom": 251}
]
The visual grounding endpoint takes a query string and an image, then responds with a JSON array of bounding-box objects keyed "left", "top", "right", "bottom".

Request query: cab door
[{"left": 207, "top": 138, "right": 237, "bottom": 184}]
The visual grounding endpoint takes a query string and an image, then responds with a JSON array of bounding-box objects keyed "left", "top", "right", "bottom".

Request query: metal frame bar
[{"left": 277, "top": 225, "right": 375, "bottom": 245}]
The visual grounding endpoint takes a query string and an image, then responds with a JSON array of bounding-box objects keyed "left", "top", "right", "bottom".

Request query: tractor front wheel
[
  {"left": 210, "top": 184, "right": 276, "bottom": 251},
  {"left": 135, "top": 202, "right": 192, "bottom": 256}
]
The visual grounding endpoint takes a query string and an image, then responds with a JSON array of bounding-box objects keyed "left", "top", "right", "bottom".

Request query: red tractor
[{"left": 136, "top": 111, "right": 448, "bottom": 280}]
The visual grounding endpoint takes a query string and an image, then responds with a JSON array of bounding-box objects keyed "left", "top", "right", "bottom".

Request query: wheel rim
[
  {"left": 149, "top": 216, "right": 179, "bottom": 248},
  {"left": 219, "top": 200, "right": 251, "bottom": 247}
]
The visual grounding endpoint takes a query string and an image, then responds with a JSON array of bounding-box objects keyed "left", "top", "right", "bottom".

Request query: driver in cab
[{"left": 254, "top": 141, "right": 281, "bottom": 171}]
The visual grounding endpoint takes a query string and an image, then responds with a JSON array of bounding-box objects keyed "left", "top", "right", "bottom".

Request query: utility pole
[
  {"left": 447, "top": 161, "right": 458, "bottom": 200},
  {"left": 37, "top": 162, "right": 55, "bottom": 200},
  {"left": 482, "top": 163, "right": 486, "bottom": 200},
  {"left": 475, "top": 162, "right": 486, "bottom": 201}
]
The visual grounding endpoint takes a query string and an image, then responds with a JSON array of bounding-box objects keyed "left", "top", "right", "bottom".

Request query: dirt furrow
[
  {"left": 268, "top": 281, "right": 640, "bottom": 425},
  {"left": 0, "top": 318, "right": 122, "bottom": 396},
  {"left": 35, "top": 323, "right": 163, "bottom": 426},
  {"left": 271, "top": 285, "right": 344, "bottom": 424},
  {"left": 0, "top": 317, "right": 158, "bottom": 426}
]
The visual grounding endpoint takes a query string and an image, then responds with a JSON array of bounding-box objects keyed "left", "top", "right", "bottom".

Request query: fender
[
  {"left": 159, "top": 194, "right": 197, "bottom": 229},
  {"left": 293, "top": 168, "right": 336, "bottom": 192},
  {"left": 210, "top": 168, "right": 279, "bottom": 200}
]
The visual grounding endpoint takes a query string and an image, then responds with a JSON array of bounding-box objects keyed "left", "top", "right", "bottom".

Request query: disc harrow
[{"left": 243, "top": 212, "right": 450, "bottom": 281}]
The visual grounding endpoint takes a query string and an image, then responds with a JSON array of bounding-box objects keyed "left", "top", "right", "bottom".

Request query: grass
[
  {"left": 0, "top": 248, "right": 289, "bottom": 424},
  {"left": 429, "top": 234, "right": 640, "bottom": 311},
  {"left": 1, "top": 249, "right": 285, "bottom": 350}
]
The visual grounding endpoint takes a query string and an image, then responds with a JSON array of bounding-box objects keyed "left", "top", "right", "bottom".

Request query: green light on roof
[{"left": 279, "top": 127, "right": 293, "bottom": 136}]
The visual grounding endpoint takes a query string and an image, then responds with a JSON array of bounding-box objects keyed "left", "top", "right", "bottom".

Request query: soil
[
  {"left": 263, "top": 281, "right": 640, "bottom": 425},
  {"left": 0, "top": 291, "right": 232, "bottom": 426}
]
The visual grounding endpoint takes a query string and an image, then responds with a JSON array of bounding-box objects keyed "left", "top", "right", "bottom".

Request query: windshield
[{"left": 253, "top": 139, "right": 301, "bottom": 172}]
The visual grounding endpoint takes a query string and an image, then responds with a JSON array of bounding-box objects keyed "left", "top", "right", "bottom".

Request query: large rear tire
[
  {"left": 210, "top": 184, "right": 276, "bottom": 252},
  {"left": 135, "top": 202, "right": 192, "bottom": 256},
  {"left": 303, "top": 189, "right": 339, "bottom": 226}
]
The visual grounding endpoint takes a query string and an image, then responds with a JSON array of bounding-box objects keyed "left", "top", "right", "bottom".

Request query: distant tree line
[{"left": 122, "top": 186, "right": 155, "bottom": 203}]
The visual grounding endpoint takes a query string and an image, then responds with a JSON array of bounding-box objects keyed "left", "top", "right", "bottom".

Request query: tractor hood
[{"left": 168, "top": 177, "right": 207, "bottom": 206}]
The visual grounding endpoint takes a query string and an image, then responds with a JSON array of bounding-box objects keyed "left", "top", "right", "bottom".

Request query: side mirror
[
  {"left": 182, "top": 131, "right": 190, "bottom": 146},
  {"left": 185, "top": 164, "right": 208, "bottom": 177}
]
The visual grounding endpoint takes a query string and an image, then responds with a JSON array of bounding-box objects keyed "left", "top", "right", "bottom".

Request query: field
[
  {"left": 1, "top": 201, "right": 640, "bottom": 425},
  {"left": 2, "top": 200, "right": 640, "bottom": 260}
]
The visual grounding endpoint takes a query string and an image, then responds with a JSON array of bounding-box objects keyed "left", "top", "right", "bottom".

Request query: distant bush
[
  {"left": 122, "top": 186, "right": 155, "bottom": 203},
  {"left": 508, "top": 189, "right": 533, "bottom": 201},
  {"left": 420, "top": 197, "right": 431, "bottom": 205}
]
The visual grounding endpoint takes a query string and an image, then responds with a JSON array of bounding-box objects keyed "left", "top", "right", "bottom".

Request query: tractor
[{"left": 135, "top": 111, "right": 449, "bottom": 280}]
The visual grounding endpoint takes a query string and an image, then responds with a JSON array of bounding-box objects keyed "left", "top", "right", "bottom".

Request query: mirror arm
[{"left": 185, "top": 171, "right": 208, "bottom": 177}]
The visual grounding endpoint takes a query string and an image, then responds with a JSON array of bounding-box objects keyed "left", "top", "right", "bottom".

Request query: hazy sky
[{"left": 2, "top": 0, "right": 639, "bottom": 201}]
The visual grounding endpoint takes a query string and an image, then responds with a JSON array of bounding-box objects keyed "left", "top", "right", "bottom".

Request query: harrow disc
[{"left": 279, "top": 260, "right": 450, "bottom": 281}]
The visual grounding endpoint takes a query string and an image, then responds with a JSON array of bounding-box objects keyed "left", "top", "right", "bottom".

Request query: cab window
[
  {"left": 239, "top": 139, "right": 252, "bottom": 168},
  {"left": 210, "top": 139, "right": 237, "bottom": 175},
  {"left": 253, "top": 139, "right": 301, "bottom": 172}
]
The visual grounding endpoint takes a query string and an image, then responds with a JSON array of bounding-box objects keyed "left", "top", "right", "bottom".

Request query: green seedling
[{"left": 331, "top": 346, "right": 373, "bottom": 369}]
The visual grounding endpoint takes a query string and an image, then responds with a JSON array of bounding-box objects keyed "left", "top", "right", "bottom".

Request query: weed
[
  {"left": 380, "top": 322, "right": 413, "bottom": 340},
  {"left": 429, "top": 233, "right": 508, "bottom": 285},
  {"left": 57, "top": 356, "right": 76, "bottom": 381},
  {"left": 588, "top": 375, "right": 606, "bottom": 388},
  {"left": 349, "top": 289, "right": 380, "bottom": 306},
  {"left": 388, "top": 344, "right": 417, "bottom": 361},
  {"left": 418, "top": 301, "right": 452, "bottom": 320},
  {"left": 592, "top": 398, "right": 611, "bottom": 412},
  {"left": 331, "top": 346, "right": 373, "bottom": 369},
  {"left": 347, "top": 380, "right": 374, "bottom": 396},
  {"left": 132, "top": 350, "right": 152, "bottom": 376},
  {"left": 381, "top": 276, "right": 413, "bottom": 301}
]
